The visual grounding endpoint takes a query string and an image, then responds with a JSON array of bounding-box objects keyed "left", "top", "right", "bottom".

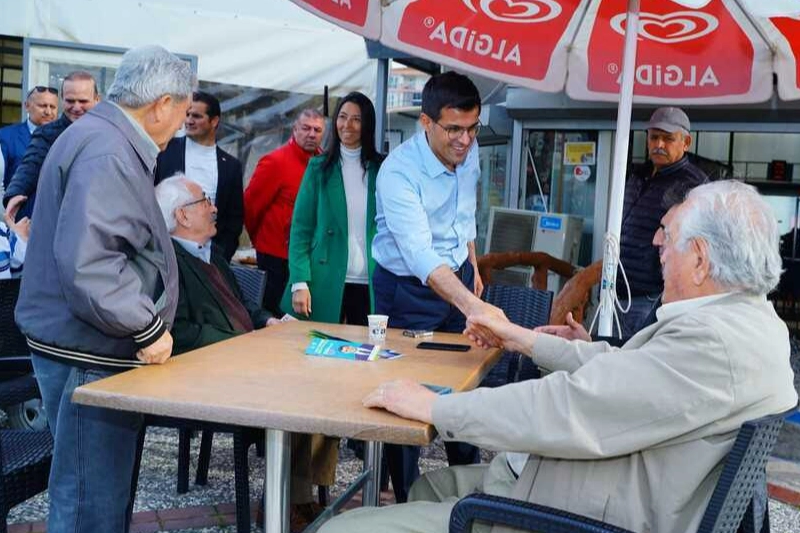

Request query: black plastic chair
[
  {"left": 230, "top": 264, "right": 268, "bottom": 311},
  {"left": 0, "top": 374, "right": 53, "bottom": 533},
  {"left": 449, "top": 409, "right": 792, "bottom": 533},
  {"left": 480, "top": 284, "right": 553, "bottom": 387},
  {"left": 0, "top": 279, "right": 33, "bottom": 377},
  {"left": 0, "top": 279, "right": 54, "bottom": 533}
]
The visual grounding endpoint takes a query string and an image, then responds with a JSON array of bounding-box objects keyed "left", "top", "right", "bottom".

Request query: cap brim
[{"left": 646, "top": 121, "right": 689, "bottom": 134}]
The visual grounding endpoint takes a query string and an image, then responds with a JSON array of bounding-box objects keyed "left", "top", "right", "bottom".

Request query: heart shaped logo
[
  {"left": 462, "top": 0, "right": 563, "bottom": 23},
  {"left": 610, "top": 11, "right": 719, "bottom": 44}
]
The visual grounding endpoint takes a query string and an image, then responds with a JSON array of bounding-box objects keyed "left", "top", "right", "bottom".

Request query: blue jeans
[{"left": 32, "top": 354, "right": 143, "bottom": 533}]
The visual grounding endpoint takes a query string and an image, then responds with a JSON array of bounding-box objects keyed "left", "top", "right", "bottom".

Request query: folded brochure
[{"left": 305, "top": 338, "right": 402, "bottom": 361}]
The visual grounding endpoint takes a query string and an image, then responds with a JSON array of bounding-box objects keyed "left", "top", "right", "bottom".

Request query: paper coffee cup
[{"left": 368, "top": 314, "right": 389, "bottom": 343}]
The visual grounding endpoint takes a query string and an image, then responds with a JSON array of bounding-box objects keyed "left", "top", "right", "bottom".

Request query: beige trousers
[
  {"left": 291, "top": 434, "right": 340, "bottom": 504},
  {"left": 318, "top": 454, "right": 517, "bottom": 533}
]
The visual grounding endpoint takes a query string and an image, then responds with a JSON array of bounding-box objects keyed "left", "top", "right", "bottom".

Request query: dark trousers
[
  {"left": 340, "top": 283, "right": 370, "bottom": 326},
  {"left": 372, "top": 262, "right": 481, "bottom": 503},
  {"left": 256, "top": 252, "right": 288, "bottom": 316}
]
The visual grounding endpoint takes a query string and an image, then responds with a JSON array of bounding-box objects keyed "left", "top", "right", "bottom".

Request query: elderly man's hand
[
  {"left": 136, "top": 330, "right": 173, "bottom": 365},
  {"left": 363, "top": 379, "right": 437, "bottom": 423},
  {"left": 462, "top": 301, "right": 507, "bottom": 348},
  {"left": 466, "top": 311, "right": 535, "bottom": 355},
  {"left": 534, "top": 312, "right": 591, "bottom": 342}
]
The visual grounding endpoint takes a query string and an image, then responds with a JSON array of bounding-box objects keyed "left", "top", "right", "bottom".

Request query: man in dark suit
[
  {"left": 156, "top": 91, "right": 243, "bottom": 261},
  {"left": 0, "top": 85, "right": 58, "bottom": 189},
  {"left": 155, "top": 174, "right": 327, "bottom": 531}
]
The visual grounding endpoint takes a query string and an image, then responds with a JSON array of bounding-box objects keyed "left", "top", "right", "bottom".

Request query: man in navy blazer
[
  {"left": 0, "top": 86, "right": 59, "bottom": 188},
  {"left": 155, "top": 91, "right": 243, "bottom": 261}
]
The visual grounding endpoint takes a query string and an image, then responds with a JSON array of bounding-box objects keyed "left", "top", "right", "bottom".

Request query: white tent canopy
[{"left": 0, "top": 0, "right": 378, "bottom": 97}]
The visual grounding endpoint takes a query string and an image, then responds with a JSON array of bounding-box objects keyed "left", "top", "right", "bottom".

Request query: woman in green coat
[{"left": 281, "top": 91, "right": 383, "bottom": 325}]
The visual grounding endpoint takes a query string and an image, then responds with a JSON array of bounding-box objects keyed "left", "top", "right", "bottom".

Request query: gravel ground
[{"left": 8, "top": 428, "right": 800, "bottom": 532}]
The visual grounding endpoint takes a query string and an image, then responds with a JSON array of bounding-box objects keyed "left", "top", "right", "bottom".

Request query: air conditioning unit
[{"left": 484, "top": 207, "right": 583, "bottom": 293}]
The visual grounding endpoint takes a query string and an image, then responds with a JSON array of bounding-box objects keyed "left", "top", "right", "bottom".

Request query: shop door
[{"left": 523, "top": 130, "right": 599, "bottom": 265}]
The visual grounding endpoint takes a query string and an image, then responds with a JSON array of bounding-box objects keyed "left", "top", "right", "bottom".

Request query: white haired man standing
[
  {"left": 321, "top": 180, "right": 797, "bottom": 533},
  {"left": 15, "top": 45, "right": 194, "bottom": 533}
]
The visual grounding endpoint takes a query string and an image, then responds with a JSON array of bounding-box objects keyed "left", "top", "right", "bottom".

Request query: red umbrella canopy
[{"left": 291, "top": 0, "right": 800, "bottom": 104}]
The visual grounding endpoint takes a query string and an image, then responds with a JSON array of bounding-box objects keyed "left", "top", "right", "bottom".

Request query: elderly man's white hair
[
  {"left": 155, "top": 174, "right": 196, "bottom": 233},
  {"left": 677, "top": 180, "right": 782, "bottom": 295},
  {"left": 106, "top": 45, "right": 195, "bottom": 109}
]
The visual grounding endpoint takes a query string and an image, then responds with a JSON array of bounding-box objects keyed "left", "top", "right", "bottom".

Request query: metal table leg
[
  {"left": 362, "top": 441, "right": 383, "bottom": 507},
  {"left": 264, "top": 429, "right": 291, "bottom": 533}
]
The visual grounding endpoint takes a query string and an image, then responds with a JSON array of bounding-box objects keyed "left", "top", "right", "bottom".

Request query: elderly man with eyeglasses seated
[
  {"left": 156, "top": 174, "right": 328, "bottom": 531},
  {"left": 320, "top": 180, "right": 797, "bottom": 533},
  {"left": 155, "top": 174, "right": 276, "bottom": 352}
]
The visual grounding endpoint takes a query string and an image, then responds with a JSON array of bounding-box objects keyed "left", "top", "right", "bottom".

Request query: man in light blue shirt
[{"left": 371, "top": 71, "right": 507, "bottom": 503}]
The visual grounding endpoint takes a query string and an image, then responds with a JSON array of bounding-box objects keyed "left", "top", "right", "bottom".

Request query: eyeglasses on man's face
[
  {"left": 27, "top": 86, "right": 59, "bottom": 98},
  {"left": 181, "top": 193, "right": 213, "bottom": 209},
  {"left": 433, "top": 120, "right": 481, "bottom": 141}
]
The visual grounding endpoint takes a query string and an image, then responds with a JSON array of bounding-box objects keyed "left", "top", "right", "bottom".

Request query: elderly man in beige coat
[{"left": 320, "top": 180, "right": 798, "bottom": 533}]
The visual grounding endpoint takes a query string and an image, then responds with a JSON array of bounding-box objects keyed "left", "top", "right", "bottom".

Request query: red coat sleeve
[{"left": 244, "top": 153, "right": 282, "bottom": 242}]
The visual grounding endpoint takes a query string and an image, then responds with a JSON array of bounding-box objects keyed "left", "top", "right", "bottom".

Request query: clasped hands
[{"left": 364, "top": 309, "right": 591, "bottom": 422}]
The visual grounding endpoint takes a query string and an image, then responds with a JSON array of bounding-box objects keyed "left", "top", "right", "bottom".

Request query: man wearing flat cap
[{"left": 616, "top": 106, "right": 708, "bottom": 337}]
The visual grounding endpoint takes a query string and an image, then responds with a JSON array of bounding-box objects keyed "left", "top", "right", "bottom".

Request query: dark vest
[{"left": 618, "top": 156, "right": 708, "bottom": 297}]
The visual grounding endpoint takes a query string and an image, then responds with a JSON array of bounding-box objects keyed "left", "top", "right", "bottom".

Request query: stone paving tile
[
  {"left": 130, "top": 521, "right": 162, "bottom": 533},
  {"left": 158, "top": 506, "right": 216, "bottom": 521},
  {"left": 161, "top": 514, "right": 218, "bottom": 531},
  {"left": 132, "top": 510, "right": 160, "bottom": 523},
  {"left": 29, "top": 521, "right": 45, "bottom": 533},
  {"left": 769, "top": 483, "right": 800, "bottom": 507},
  {"left": 767, "top": 458, "right": 800, "bottom": 506},
  {"left": 8, "top": 523, "right": 30, "bottom": 533},
  {"left": 216, "top": 512, "right": 237, "bottom": 526},
  {"left": 214, "top": 502, "right": 236, "bottom": 514}
]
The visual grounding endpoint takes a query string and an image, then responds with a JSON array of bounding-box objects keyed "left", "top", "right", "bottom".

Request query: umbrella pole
[
  {"left": 598, "top": 0, "right": 640, "bottom": 337},
  {"left": 375, "top": 58, "right": 389, "bottom": 153}
]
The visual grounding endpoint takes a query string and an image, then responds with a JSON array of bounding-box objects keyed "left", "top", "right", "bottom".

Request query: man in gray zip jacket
[
  {"left": 15, "top": 45, "right": 195, "bottom": 533},
  {"left": 321, "top": 180, "right": 798, "bottom": 533}
]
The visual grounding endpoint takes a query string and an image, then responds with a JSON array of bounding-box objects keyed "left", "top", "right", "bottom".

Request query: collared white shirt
[
  {"left": 185, "top": 137, "right": 219, "bottom": 204},
  {"left": 172, "top": 236, "right": 212, "bottom": 264}
]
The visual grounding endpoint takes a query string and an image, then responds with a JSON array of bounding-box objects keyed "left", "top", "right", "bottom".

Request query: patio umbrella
[{"left": 289, "top": 0, "right": 800, "bottom": 335}]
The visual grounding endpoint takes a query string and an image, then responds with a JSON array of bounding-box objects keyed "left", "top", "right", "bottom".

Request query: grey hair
[
  {"left": 293, "top": 108, "right": 324, "bottom": 126},
  {"left": 63, "top": 70, "right": 99, "bottom": 97},
  {"left": 154, "top": 173, "right": 195, "bottom": 232},
  {"left": 676, "top": 180, "right": 782, "bottom": 295},
  {"left": 106, "top": 45, "right": 195, "bottom": 109}
]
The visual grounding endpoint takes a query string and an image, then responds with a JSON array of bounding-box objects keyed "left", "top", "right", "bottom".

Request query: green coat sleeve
[{"left": 286, "top": 158, "right": 322, "bottom": 286}]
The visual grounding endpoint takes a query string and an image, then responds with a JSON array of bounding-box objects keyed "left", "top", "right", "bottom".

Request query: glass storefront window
[
  {"left": 476, "top": 144, "right": 507, "bottom": 254},
  {"left": 25, "top": 39, "right": 196, "bottom": 99},
  {"left": 523, "top": 130, "right": 598, "bottom": 265}
]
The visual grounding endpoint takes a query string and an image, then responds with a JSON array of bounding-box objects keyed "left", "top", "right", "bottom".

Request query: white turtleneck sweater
[
  {"left": 184, "top": 137, "right": 218, "bottom": 204},
  {"left": 340, "top": 145, "right": 369, "bottom": 284}
]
